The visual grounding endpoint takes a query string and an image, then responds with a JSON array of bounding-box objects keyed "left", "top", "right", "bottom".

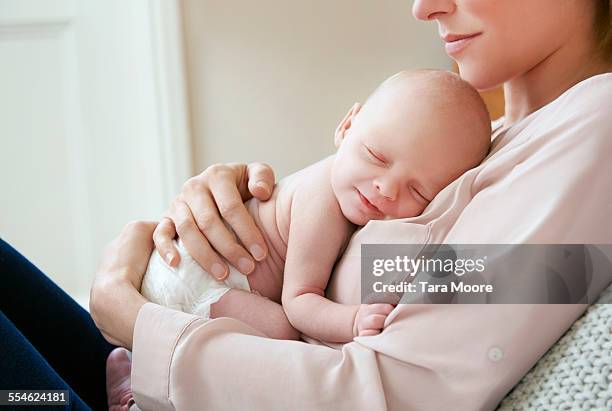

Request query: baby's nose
[{"left": 374, "top": 179, "right": 399, "bottom": 201}]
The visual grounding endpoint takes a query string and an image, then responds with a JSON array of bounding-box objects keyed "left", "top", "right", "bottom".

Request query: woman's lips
[
  {"left": 357, "top": 189, "right": 383, "bottom": 216},
  {"left": 443, "top": 33, "right": 482, "bottom": 56}
]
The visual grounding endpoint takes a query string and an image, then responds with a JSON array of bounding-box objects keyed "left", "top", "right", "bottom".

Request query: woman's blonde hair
[{"left": 595, "top": 0, "right": 612, "bottom": 60}]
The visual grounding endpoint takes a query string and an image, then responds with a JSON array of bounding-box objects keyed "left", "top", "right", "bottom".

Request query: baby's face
[{"left": 331, "top": 85, "right": 487, "bottom": 226}]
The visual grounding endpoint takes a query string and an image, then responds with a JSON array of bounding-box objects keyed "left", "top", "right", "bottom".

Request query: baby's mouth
[{"left": 356, "top": 189, "right": 383, "bottom": 215}]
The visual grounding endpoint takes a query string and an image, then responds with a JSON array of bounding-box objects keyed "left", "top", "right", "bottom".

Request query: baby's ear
[{"left": 334, "top": 102, "right": 362, "bottom": 148}]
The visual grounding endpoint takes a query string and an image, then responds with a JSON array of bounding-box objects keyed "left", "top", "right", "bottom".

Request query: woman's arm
[
  {"left": 89, "top": 161, "right": 275, "bottom": 348},
  {"left": 88, "top": 161, "right": 285, "bottom": 347},
  {"left": 130, "top": 302, "right": 589, "bottom": 411},
  {"left": 98, "top": 85, "right": 612, "bottom": 409},
  {"left": 128, "top": 128, "right": 612, "bottom": 409},
  {"left": 89, "top": 221, "right": 154, "bottom": 349}
]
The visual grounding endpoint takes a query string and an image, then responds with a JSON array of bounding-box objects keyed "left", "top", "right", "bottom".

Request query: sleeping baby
[{"left": 141, "top": 69, "right": 492, "bottom": 342}]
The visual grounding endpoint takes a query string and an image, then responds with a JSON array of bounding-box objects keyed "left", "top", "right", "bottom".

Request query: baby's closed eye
[
  {"left": 362, "top": 144, "right": 387, "bottom": 165},
  {"left": 409, "top": 185, "right": 430, "bottom": 203}
]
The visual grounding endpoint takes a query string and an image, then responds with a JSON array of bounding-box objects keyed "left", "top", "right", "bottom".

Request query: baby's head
[{"left": 331, "top": 69, "right": 491, "bottom": 225}]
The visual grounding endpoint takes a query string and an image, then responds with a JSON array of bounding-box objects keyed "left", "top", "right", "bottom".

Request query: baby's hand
[{"left": 353, "top": 304, "right": 395, "bottom": 337}]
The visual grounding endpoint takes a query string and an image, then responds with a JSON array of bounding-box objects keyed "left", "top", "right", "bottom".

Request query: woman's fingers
[
  {"left": 191, "top": 178, "right": 258, "bottom": 261},
  {"left": 169, "top": 161, "right": 277, "bottom": 275},
  {"left": 191, "top": 191, "right": 257, "bottom": 275},
  {"left": 183, "top": 175, "right": 261, "bottom": 274},
  {"left": 153, "top": 217, "right": 179, "bottom": 267},
  {"left": 208, "top": 175, "right": 268, "bottom": 262},
  {"left": 246, "top": 162, "right": 275, "bottom": 201},
  {"left": 171, "top": 200, "right": 229, "bottom": 281}
]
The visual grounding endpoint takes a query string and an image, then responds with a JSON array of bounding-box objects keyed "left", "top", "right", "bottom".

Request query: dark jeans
[{"left": 0, "top": 238, "right": 116, "bottom": 410}]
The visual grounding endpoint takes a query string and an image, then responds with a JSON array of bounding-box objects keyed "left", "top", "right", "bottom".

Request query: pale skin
[
  {"left": 215, "top": 156, "right": 363, "bottom": 342},
  {"left": 90, "top": 0, "right": 612, "bottom": 351},
  {"left": 167, "top": 72, "right": 491, "bottom": 343}
]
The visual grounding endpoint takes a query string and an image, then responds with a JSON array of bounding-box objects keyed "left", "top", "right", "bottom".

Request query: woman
[{"left": 2, "top": 0, "right": 611, "bottom": 410}]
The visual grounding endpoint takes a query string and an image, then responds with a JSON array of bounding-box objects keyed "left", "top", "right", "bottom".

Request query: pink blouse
[{"left": 131, "top": 73, "right": 612, "bottom": 411}]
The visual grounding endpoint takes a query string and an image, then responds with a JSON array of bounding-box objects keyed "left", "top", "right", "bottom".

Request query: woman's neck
[{"left": 503, "top": 37, "right": 612, "bottom": 127}]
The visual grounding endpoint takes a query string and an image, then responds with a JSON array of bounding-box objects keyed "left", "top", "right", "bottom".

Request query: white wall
[
  {"left": 0, "top": 0, "right": 190, "bottom": 304},
  {"left": 182, "top": 0, "right": 452, "bottom": 178}
]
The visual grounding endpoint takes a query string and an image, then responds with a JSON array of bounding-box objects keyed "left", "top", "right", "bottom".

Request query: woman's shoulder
[
  {"left": 542, "top": 73, "right": 612, "bottom": 125},
  {"left": 564, "top": 72, "right": 612, "bottom": 95},
  {"left": 491, "top": 73, "right": 612, "bottom": 161},
  {"left": 491, "top": 74, "right": 611, "bottom": 148},
  {"left": 496, "top": 73, "right": 612, "bottom": 151},
  {"left": 537, "top": 73, "right": 612, "bottom": 154},
  {"left": 479, "top": 73, "right": 611, "bottom": 192}
]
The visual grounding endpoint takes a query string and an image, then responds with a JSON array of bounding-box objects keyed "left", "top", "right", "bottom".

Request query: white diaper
[{"left": 141, "top": 239, "right": 251, "bottom": 319}]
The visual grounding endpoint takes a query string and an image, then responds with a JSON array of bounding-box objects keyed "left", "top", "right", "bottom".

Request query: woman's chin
[{"left": 456, "top": 62, "right": 508, "bottom": 91}]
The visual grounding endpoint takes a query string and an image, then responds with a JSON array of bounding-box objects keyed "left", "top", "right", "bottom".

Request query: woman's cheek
[
  {"left": 456, "top": 0, "right": 572, "bottom": 90},
  {"left": 453, "top": 30, "right": 511, "bottom": 90}
]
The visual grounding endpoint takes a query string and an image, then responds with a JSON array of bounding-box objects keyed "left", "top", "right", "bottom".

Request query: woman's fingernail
[
  {"left": 249, "top": 244, "right": 266, "bottom": 261},
  {"left": 238, "top": 258, "right": 255, "bottom": 274},
  {"left": 256, "top": 181, "right": 271, "bottom": 196},
  {"left": 211, "top": 263, "right": 227, "bottom": 280},
  {"left": 165, "top": 253, "right": 175, "bottom": 266}
]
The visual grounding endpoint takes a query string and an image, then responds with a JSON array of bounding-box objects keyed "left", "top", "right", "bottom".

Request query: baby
[
  {"left": 107, "top": 70, "right": 491, "bottom": 409},
  {"left": 140, "top": 69, "right": 492, "bottom": 343}
]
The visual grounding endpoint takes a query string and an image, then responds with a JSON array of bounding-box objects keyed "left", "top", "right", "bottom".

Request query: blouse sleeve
[{"left": 131, "top": 302, "right": 591, "bottom": 410}]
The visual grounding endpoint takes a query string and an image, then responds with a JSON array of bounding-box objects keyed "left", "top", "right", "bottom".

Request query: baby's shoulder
[
  {"left": 281, "top": 155, "right": 352, "bottom": 232},
  {"left": 291, "top": 156, "right": 339, "bottom": 209},
  {"left": 274, "top": 155, "right": 336, "bottom": 203}
]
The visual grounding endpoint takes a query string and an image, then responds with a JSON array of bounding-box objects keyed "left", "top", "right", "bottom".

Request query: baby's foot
[{"left": 106, "top": 347, "right": 135, "bottom": 411}]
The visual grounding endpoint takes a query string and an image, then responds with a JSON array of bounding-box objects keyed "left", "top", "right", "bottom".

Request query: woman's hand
[
  {"left": 90, "top": 221, "right": 156, "bottom": 349},
  {"left": 154, "top": 162, "right": 276, "bottom": 280}
]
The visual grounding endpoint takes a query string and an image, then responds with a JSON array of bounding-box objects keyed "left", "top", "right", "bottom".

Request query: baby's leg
[{"left": 210, "top": 289, "right": 300, "bottom": 341}]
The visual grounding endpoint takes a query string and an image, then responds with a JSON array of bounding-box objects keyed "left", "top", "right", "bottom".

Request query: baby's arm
[
  {"left": 281, "top": 196, "right": 357, "bottom": 342},
  {"left": 281, "top": 162, "right": 392, "bottom": 342},
  {"left": 210, "top": 288, "right": 300, "bottom": 340}
]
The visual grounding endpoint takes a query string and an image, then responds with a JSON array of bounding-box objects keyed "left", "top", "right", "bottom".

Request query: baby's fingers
[
  {"left": 364, "top": 303, "right": 395, "bottom": 317},
  {"left": 359, "top": 329, "right": 381, "bottom": 337},
  {"left": 372, "top": 303, "right": 395, "bottom": 315},
  {"left": 359, "top": 313, "right": 389, "bottom": 331}
]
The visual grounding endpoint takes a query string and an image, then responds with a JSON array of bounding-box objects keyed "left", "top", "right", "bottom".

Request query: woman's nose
[
  {"left": 374, "top": 179, "right": 399, "bottom": 202},
  {"left": 412, "top": 0, "right": 455, "bottom": 21}
]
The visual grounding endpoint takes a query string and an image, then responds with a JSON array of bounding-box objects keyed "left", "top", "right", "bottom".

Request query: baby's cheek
[
  {"left": 329, "top": 168, "right": 346, "bottom": 201},
  {"left": 393, "top": 198, "right": 424, "bottom": 219}
]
